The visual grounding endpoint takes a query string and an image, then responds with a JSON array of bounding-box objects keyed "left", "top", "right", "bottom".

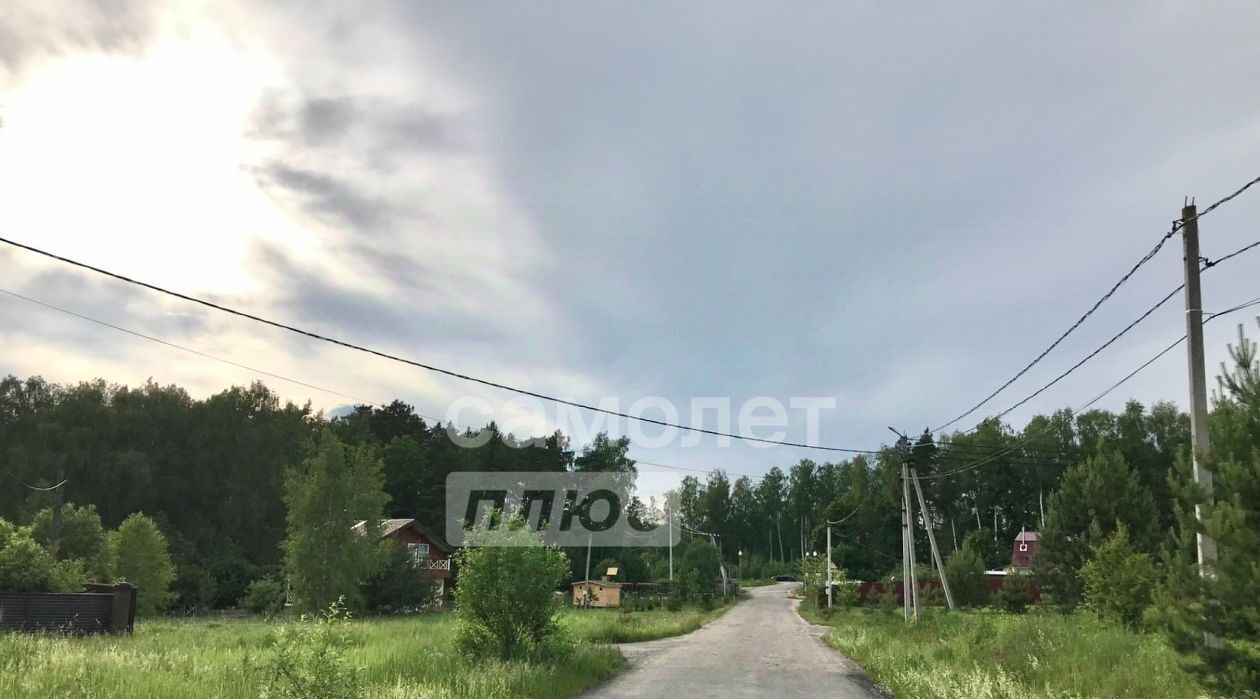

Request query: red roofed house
[
  {"left": 353, "top": 518, "right": 454, "bottom": 597},
  {"left": 1012, "top": 529, "right": 1040, "bottom": 569}
]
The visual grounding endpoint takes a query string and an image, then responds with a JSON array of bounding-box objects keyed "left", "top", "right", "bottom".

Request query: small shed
[
  {"left": 572, "top": 580, "right": 622, "bottom": 608},
  {"left": 1012, "top": 530, "right": 1040, "bottom": 569}
]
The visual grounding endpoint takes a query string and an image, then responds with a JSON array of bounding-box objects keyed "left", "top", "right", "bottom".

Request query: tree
[
  {"left": 1036, "top": 449, "right": 1157, "bottom": 609},
  {"left": 0, "top": 517, "right": 85, "bottom": 592},
  {"left": 1152, "top": 320, "right": 1260, "bottom": 695},
  {"left": 282, "top": 430, "right": 390, "bottom": 613},
  {"left": 30, "top": 503, "right": 110, "bottom": 581},
  {"left": 454, "top": 521, "right": 571, "bottom": 659},
  {"left": 1080, "top": 523, "right": 1155, "bottom": 628},
  {"left": 679, "top": 539, "right": 721, "bottom": 600},
  {"left": 110, "top": 513, "right": 176, "bottom": 615},
  {"left": 944, "top": 543, "right": 988, "bottom": 608}
]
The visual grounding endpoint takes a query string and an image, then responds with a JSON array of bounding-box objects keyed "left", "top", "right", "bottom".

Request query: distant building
[
  {"left": 1011, "top": 530, "right": 1040, "bottom": 569},
  {"left": 572, "top": 567, "right": 623, "bottom": 608},
  {"left": 352, "top": 518, "right": 453, "bottom": 596}
]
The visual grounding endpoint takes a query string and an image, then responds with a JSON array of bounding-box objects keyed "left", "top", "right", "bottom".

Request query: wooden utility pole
[
  {"left": 910, "top": 468, "right": 956, "bottom": 610},
  {"left": 1181, "top": 202, "right": 1222, "bottom": 649}
]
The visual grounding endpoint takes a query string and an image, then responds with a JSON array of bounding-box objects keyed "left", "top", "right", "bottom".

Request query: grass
[
  {"left": 800, "top": 605, "right": 1215, "bottom": 699},
  {"left": 560, "top": 600, "right": 736, "bottom": 643},
  {"left": 0, "top": 612, "right": 615, "bottom": 699},
  {"left": 737, "top": 578, "right": 776, "bottom": 588},
  {"left": 0, "top": 600, "right": 738, "bottom": 698}
]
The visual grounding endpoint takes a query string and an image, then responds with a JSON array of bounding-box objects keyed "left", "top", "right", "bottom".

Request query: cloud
[{"left": 0, "top": 0, "right": 156, "bottom": 77}]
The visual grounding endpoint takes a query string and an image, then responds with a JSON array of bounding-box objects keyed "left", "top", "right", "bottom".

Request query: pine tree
[
  {"left": 1036, "top": 449, "right": 1157, "bottom": 609},
  {"left": 1151, "top": 321, "right": 1260, "bottom": 694}
]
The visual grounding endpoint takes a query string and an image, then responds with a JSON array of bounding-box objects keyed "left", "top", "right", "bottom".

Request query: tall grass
[
  {"left": 0, "top": 613, "right": 622, "bottom": 699},
  {"left": 802, "top": 606, "right": 1216, "bottom": 699},
  {"left": 560, "top": 604, "right": 731, "bottom": 644}
]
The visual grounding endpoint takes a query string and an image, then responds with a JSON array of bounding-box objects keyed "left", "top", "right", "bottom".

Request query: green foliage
[
  {"left": 1037, "top": 449, "right": 1158, "bottom": 610},
  {"left": 678, "top": 540, "right": 720, "bottom": 600},
  {"left": 110, "top": 512, "right": 176, "bottom": 616},
  {"left": 29, "top": 503, "right": 111, "bottom": 581},
  {"left": 960, "top": 528, "right": 1006, "bottom": 571},
  {"left": 243, "top": 575, "right": 288, "bottom": 617},
  {"left": 282, "top": 430, "right": 389, "bottom": 613},
  {"left": 1150, "top": 320, "right": 1260, "bottom": 695},
  {"left": 361, "top": 543, "right": 438, "bottom": 614},
  {"left": 1080, "top": 523, "right": 1155, "bottom": 629},
  {"left": 992, "top": 572, "right": 1033, "bottom": 614},
  {"left": 260, "top": 600, "right": 362, "bottom": 699},
  {"left": 944, "top": 544, "right": 988, "bottom": 608},
  {"left": 454, "top": 521, "right": 571, "bottom": 659},
  {"left": 0, "top": 518, "right": 85, "bottom": 592},
  {"left": 806, "top": 607, "right": 1212, "bottom": 699}
]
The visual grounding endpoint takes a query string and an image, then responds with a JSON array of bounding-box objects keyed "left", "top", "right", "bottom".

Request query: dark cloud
[
  {"left": 0, "top": 0, "right": 156, "bottom": 74},
  {"left": 250, "top": 162, "right": 398, "bottom": 233},
  {"left": 247, "top": 90, "right": 462, "bottom": 166}
]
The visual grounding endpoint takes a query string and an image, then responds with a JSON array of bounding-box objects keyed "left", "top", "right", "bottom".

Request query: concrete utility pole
[
  {"left": 825, "top": 523, "right": 833, "bottom": 608},
  {"left": 910, "top": 467, "right": 956, "bottom": 611},
  {"left": 1181, "top": 202, "right": 1222, "bottom": 649},
  {"left": 667, "top": 506, "right": 674, "bottom": 581},
  {"left": 896, "top": 434, "right": 912, "bottom": 623}
]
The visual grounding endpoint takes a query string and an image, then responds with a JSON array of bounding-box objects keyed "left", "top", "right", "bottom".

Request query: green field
[
  {"left": 0, "top": 605, "right": 732, "bottom": 699},
  {"left": 800, "top": 606, "right": 1214, "bottom": 699}
]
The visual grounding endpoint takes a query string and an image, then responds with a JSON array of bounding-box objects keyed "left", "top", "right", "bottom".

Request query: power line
[
  {"left": 919, "top": 287, "right": 1260, "bottom": 481},
  {"left": 0, "top": 287, "right": 384, "bottom": 408},
  {"left": 932, "top": 175, "right": 1260, "bottom": 433},
  {"left": 989, "top": 236, "right": 1260, "bottom": 422},
  {"left": 0, "top": 235, "right": 881, "bottom": 455},
  {"left": 0, "top": 282, "right": 756, "bottom": 478}
]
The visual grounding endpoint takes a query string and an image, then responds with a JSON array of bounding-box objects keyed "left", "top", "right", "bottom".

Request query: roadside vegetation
[{"left": 801, "top": 605, "right": 1213, "bottom": 699}]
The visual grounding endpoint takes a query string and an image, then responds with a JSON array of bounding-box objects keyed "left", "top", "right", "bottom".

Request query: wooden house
[{"left": 352, "top": 518, "right": 453, "bottom": 596}]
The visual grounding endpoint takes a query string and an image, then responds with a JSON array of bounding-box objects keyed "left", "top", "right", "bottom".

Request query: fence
[
  {"left": 855, "top": 575, "right": 1041, "bottom": 606},
  {"left": 0, "top": 582, "right": 136, "bottom": 634}
]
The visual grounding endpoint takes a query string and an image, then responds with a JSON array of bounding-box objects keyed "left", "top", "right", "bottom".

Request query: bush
[
  {"left": 453, "top": 520, "right": 570, "bottom": 659},
  {"left": 29, "top": 504, "right": 111, "bottom": 581},
  {"left": 1081, "top": 523, "right": 1155, "bottom": 629},
  {"left": 679, "top": 541, "right": 721, "bottom": 601},
  {"left": 362, "top": 543, "right": 438, "bottom": 614},
  {"left": 261, "top": 600, "right": 362, "bottom": 699},
  {"left": 944, "top": 544, "right": 989, "bottom": 608},
  {"left": 0, "top": 518, "right": 85, "bottom": 593},
  {"left": 244, "top": 576, "right": 289, "bottom": 617},
  {"left": 111, "top": 513, "right": 176, "bottom": 616},
  {"left": 992, "top": 572, "right": 1033, "bottom": 614}
]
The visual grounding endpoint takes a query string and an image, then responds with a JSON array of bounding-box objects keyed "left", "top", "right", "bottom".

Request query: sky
[{"left": 2, "top": 1, "right": 1259, "bottom": 480}]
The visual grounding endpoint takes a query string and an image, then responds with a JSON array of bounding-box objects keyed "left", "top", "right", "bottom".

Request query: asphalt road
[{"left": 582, "top": 583, "right": 887, "bottom": 699}]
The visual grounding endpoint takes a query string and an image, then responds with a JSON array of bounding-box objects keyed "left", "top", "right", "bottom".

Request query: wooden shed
[{"left": 571, "top": 580, "right": 622, "bottom": 608}]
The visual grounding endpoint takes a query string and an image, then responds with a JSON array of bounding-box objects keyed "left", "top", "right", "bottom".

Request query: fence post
[{"left": 110, "top": 582, "right": 136, "bottom": 635}]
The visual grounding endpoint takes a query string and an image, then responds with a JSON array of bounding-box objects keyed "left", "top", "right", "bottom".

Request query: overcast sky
[{"left": 2, "top": 1, "right": 1259, "bottom": 478}]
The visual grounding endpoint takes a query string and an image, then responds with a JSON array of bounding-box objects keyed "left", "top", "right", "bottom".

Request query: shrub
[
  {"left": 362, "top": 543, "right": 438, "bottom": 614},
  {"left": 110, "top": 513, "right": 176, "bottom": 616},
  {"left": 243, "top": 576, "right": 289, "bottom": 617},
  {"left": 29, "top": 504, "right": 111, "bottom": 581},
  {"left": 1081, "top": 523, "right": 1155, "bottom": 629},
  {"left": 992, "top": 572, "right": 1033, "bottom": 614},
  {"left": 0, "top": 518, "right": 85, "bottom": 593},
  {"left": 679, "top": 541, "right": 721, "bottom": 600},
  {"left": 453, "top": 520, "right": 570, "bottom": 659},
  {"left": 944, "top": 544, "right": 989, "bottom": 608},
  {"left": 261, "top": 600, "right": 362, "bottom": 699}
]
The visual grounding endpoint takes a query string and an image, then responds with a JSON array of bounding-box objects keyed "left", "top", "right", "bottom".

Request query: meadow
[
  {"left": 800, "top": 605, "right": 1215, "bottom": 699},
  {"left": 0, "top": 605, "right": 731, "bottom": 699}
]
